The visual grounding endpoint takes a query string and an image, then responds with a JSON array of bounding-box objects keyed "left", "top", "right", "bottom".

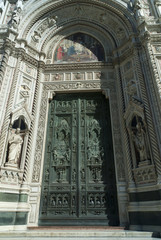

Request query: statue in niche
[
  {"left": 7, "top": 128, "right": 23, "bottom": 167},
  {"left": 132, "top": 121, "right": 150, "bottom": 164}
]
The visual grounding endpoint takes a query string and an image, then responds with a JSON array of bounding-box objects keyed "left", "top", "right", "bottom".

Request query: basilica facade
[{"left": 0, "top": 0, "right": 161, "bottom": 232}]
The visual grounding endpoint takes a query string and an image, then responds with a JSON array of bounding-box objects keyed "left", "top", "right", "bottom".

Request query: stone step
[{"left": 0, "top": 229, "right": 160, "bottom": 240}]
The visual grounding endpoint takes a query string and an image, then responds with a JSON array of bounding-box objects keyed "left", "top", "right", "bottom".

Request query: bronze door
[{"left": 39, "top": 93, "right": 119, "bottom": 226}]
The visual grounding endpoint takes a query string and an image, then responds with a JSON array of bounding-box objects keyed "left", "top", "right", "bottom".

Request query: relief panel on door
[{"left": 39, "top": 93, "right": 119, "bottom": 226}]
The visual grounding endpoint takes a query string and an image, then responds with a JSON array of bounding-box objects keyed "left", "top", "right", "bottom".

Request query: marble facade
[{"left": 0, "top": 0, "right": 160, "bottom": 232}]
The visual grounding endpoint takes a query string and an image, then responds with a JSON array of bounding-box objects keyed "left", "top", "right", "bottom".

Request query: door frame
[{"left": 28, "top": 64, "right": 128, "bottom": 227}]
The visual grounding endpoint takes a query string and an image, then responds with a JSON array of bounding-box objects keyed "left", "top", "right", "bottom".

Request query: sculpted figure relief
[
  {"left": 134, "top": 0, "right": 145, "bottom": 18},
  {"left": 7, "top": 128, "right": 23, "bottom": 167},
  {"left": 9, "top": 0, "right": 23, "bottom": 29},
  {"left": 132, "top": 122, "right": 150, "bottom": 163},
  {"left": 134, "top": 0, "right": 151, "bottom": 22},
  {"left": 53, "top": 129, "right": 70, "bottom": 165}
]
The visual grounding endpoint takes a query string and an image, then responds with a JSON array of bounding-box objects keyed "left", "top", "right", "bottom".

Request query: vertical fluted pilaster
[
  {"left": 23, "top": 61, "right": 45, "bottom": 183},
  {"left": 0, "top": 47, "right": 11, "bottom": 92},
  {"left": 115, "top": 65, "right": 134, "bottom": 185}
]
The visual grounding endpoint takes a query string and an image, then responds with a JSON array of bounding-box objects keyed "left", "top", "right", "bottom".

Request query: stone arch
[{"left": 17, "top": 0, "right": 137, "bottom": 53}]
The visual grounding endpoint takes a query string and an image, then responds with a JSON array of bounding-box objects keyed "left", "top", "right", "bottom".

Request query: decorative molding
[
  {"left": 0, "top": 167, "right": 23, "bottom": 185},
  {"left": 10, "top": 103, "right": 33, "bottom": 129},
  {"left": 45, "top": 62, "right": 112, "bottom": 72},
  {"left": 133, "top": 165, "right": 157, "bottom": 185},
  {"left": 20, "top": 0, "right": 134, "bottom": 41}
]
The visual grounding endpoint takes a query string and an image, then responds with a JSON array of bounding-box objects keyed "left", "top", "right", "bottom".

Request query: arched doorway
[
  {"left": 38, "top": 33, "right": 119, "bottom": 226},
  {"left": 25, "top": 2, "right": 129, "bottom": 227}
]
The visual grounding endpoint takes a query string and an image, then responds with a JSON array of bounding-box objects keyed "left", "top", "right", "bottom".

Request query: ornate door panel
[{"left": 39, "top": 93, "right": 119, "bottom": 226}]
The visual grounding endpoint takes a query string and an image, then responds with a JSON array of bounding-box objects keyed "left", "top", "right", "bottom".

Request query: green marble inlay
[
  {"left": 0, "top": 193, "right": 28, "bottom": 202},
  {"left": 129, "top": 211, "right": 161, "bottom": 226},
  {"left": 0, "top": 212, "right": 28, "bottom": 225}
]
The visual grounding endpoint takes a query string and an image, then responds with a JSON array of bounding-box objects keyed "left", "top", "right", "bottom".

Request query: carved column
[
  {"left": 0, "top": 40, "right": 12, "bottom": 92},
  {"left": 23, "top": 60, "right": 45, "bottom": 183},
  {"left": 105, "top": 86, "right": 129, "bottom": 226},
  {"left": 115, "top": 65, "right": 134, "bottom": 187},
  {"left": 27, "top": 60, "right": 46, "bottom": 226},
  {"left": 0, "top": 40, "right": 13, "bottom": 131}
]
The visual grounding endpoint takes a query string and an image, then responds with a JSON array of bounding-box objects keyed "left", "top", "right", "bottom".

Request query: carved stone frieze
[
  {"left": 0, "top": 167, "right": 23, "bottom": 185},
  {"left": 45, "top": 62, "right": 110, "bottom": 71},
  {"left": 45, "top": 70, "right": 107, "bottom": 82},
  {"left": 43, "top": 81, "right": 109, "bottom": 91},
  {"left": 133, "top": 165, "right": 157, "bottom": 184}
]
